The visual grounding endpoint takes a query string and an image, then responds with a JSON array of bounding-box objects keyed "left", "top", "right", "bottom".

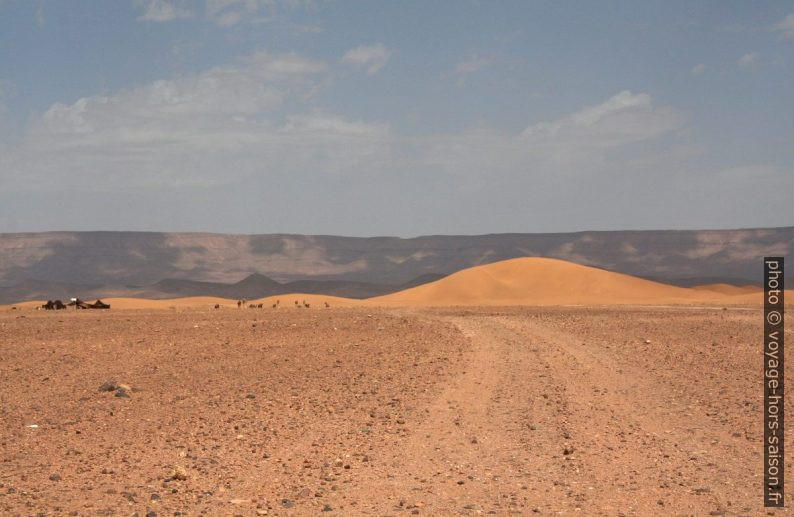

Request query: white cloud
[
  {"left": 455, "top": 56, "right": 492, "bottom": 75},
  {"left": 772, "top": 13, "right": 794, "bottom": 40},
  {"left": 0, "top": 26, "right": 697, "bottom": 220},
  {"left": 205, "top": 0, "right": 315, "bottom": 27},
  {"left": 691, "top": 63, "right": 706, "bottom": 75},
  {"left": 737, "top": 52, "right": 758, "bottom": 68},
  {"left": 341, "top": 44, "right": 392, "bottom": 75},
  {"left": 0, "top": 52, "right": 397, "bottom": 189},
  {"left": 134, "top": 0, "right": 193, "bottom": 22}
]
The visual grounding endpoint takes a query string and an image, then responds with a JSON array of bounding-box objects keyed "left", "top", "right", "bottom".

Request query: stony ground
[{"left": 0, "top": 305, "right": 790, "bottom": 516}]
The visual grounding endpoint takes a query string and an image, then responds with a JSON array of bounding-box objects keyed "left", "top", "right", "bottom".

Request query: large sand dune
[{"left": 370, "top": 257, "right": 771, "bottom": 306}]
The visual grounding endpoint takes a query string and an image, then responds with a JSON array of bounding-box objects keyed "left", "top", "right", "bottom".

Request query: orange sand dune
[
  {"left": 371, "top": 257, "right": 760, "bottom": 306},
  {"left": 692, "top": 283, "right": 762, "bottom": 296},
  {"left": 106, "top": 294, "right": 361, "bottom": 310}
]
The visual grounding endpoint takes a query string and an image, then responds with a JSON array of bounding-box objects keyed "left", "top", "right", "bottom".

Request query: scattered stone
[
  {"left": 146, "top": 509, "right": 156, "bottom": 517},
  {"left": 167, "top": 466, "right": 188, "bottom": 481},
  {"left": 99, "top": 380, "right": 118, "bottom": 392},
  {"left": 48, "top": 473, "right": 61, "bottom": 482},
  {"left": 150, "top": 493, "right": 160, "bottom": 501},
  {"left": 563, "top": 447, "right": 574, "bottom": 455},
  {"left": 115, "top": 389, "right": 130, "bottom": 398},
  {"left": 281, "top": 499, "right": 294, "bottom": 508},
  {"left": 322, "top": 504, "right": 333, "bottom": 512}
]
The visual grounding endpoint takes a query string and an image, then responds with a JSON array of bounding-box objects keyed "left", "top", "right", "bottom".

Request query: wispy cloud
[
  {"left": 205, "top": 0, "right": 316, "bottom": 27},
  {"left": 455, "top": 56, "right": 492, "bottom": 75},
  {"left": 772, "top": 13, "right": 794, "bottom": 40},
  {"left": 341, "top": 44, "right": 392, "bottom": 75},
  {"left": 134, "top": 0, "right": 193, "bottom": 22},
  {"left": 737, "top": 52, "right": 758, "bottom": 68},
  {"left": 691, "top": 63, "right": 706, "bottom": 75},
  {"left": 0, "top": 54, "right": 687, "bottom": 198}
]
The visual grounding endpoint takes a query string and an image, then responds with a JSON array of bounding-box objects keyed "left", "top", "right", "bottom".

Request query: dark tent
[{"left": 88, "top": 299, "right": 110, "bottom": 309}]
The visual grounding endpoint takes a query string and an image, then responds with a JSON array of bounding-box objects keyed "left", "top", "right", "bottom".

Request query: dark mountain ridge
[{"left": 1, "top": 227, "right": 791, "bottom": 303}]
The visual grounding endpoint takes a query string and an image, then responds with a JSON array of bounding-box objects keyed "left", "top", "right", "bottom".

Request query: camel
[
  {"left": 303, "top": 301, "right": 310, "bottom": 308},
  {"left": 324, "top": 302, "right": 330, "bottom": 308},
  {"left": 88, "top": 299, "right": 110, "bottom": 309},
  {"left": 214, "top": 304, "right": 220, "bottom": 309}
]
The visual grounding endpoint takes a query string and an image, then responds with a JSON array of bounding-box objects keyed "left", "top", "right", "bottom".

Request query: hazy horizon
[{"left": 1, "top": 1, "right": 792, "bottom": 237}]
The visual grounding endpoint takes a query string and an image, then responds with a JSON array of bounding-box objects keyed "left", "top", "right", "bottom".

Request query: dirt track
[{"left": 0, "top": 306, "right": 791, "bottom": 515}]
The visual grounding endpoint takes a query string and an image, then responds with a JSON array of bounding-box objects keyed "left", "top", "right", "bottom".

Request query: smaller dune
[{"left": 692, "top": 283, "right": 762, "bottom": 296}]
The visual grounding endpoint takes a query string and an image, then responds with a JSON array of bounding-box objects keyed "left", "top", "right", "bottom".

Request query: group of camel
[
  {"left": 40, "top": 298, "right": 110, "bottom": 310},
  {"left": 225, "top": 299, "right": 330, "bottom": 309}
]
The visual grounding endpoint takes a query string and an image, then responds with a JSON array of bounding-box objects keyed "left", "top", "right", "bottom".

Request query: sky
[{"left": 0, "top": 0, "right": 792, "bottom": 237}]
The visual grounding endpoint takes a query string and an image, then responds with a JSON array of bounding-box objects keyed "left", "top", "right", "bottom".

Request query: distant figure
[
  {"left": 295, "top": 300, "right": 299, "bottom": 307},
  {"left": 257, "top": 303, "right": 263, "bottom": 308},
  {"left": 237, "top": 300, "right": 242, "bottom": 308},
  {"left": 214, "top": 304, "right": 220, "bottom": 309},
  {"left": 67, "top": 298, "right": 88, "bottom": 309},
  {"left": 324, "top": 302, "right": 330, "bottom": 308},
  {"left": 303, "top": 300, "right": 310, "bottom": 308},
  {"left": 249, "top": 304, "right": 256, "bottom": 308},
  {"left": 272, "top": 302, "right": 278, "bottom": 308}
]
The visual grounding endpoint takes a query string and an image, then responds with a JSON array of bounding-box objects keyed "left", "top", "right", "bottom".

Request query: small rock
[
  {"left": 322, "top": 504, "right": 333, "bottom": 512},
  {"left": 150, "top": 493, "right": 160, "bottom": 501},
  {"left": 281, "top": 499, "right": 294, "bottom": 508},
  {"left": 99, "top": 380, "right": 118, "bottom": 392},
  {"left": 115, "top": 389, "right": 130, "bottom": 398},
  {"left": 146, "top": 509, "right": 157, "bottom": 517},
  {"left": 167, "top": 466, "right": 188, "bottom": 481},
  {"left": 49, "top": 473, "right": 61, "bottom": 482}
]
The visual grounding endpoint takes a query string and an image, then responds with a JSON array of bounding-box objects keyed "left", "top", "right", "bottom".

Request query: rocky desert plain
[{"left": 1, "top": 258, "right": 792, "bottom": 516}]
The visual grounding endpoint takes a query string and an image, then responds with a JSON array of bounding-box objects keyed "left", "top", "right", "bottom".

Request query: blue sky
[{"left": 0, "top": 0, "right": 792, "bottom": 236}]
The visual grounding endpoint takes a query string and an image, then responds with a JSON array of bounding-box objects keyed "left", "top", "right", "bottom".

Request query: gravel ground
[{"left": 0, "top": 305, "right": 790, "bottom": 516}]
